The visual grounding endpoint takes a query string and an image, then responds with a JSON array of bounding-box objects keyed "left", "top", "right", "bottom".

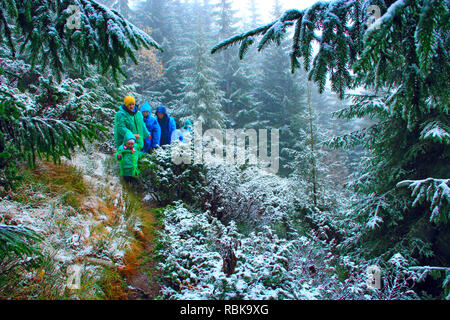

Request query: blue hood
[
  {"left": 156, "top": 106, "right": 168, "bottom": 116},
  {"left": 140, "top": 101, "right": 152, "bottom": 116}
]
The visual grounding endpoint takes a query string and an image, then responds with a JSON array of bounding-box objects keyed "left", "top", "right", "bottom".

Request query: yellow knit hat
[{"left": 124, "top": 96, "right": 135, "bottom": 106}]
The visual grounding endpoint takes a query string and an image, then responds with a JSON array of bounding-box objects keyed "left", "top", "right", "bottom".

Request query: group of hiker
[{"left": 114, "top": 96, "right": 193, "bottom": 183}]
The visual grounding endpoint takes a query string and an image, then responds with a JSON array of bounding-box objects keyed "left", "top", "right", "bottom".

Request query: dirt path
[
  {"left": 67, "top": 150, "right": 163, "bottom": 299},
  {"left": 122, "top": 187, "right": 162, "bottom": 300}
]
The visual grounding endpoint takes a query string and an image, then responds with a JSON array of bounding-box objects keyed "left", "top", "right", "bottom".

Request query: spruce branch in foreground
[{"left": 0, "top": 0, "right": 163, "bottom": 82}]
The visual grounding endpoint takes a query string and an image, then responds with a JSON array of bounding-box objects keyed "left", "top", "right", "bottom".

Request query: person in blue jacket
[
  {"left": 140, "top": 101, "right": 161, "bottom": 153},
  {"left": 155, "top": 106, "right": 176, "bottom": 146}
]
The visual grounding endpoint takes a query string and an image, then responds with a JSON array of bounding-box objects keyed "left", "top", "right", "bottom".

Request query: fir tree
[
  {"left": 214, "top": 0, "right": 239, "bottom": 115},
  {"left": 213, "top": 0, "right": 259, "bottom": 128},
  {"left": 0, "top": 0, "right": 162, "bottom": 83},
  {"left": 248, "top": 1, "right": 307, "bottom": 176},
  {"left": 177, "top": 1, "right": 226, "bottom": 129},
  {"left": 247, "top": 0, "right": 262, "bottom": 28},
  {"left": 156, "top": 0, "right": 196, "bottom": 107},
  {"left": 131, "top": 0, "right": 192, "bottom": 107}
]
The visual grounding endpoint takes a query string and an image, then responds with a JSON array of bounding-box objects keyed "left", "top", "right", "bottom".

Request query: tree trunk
[{"left": 307, "top": 82, "right": 318, "bottom": 207}]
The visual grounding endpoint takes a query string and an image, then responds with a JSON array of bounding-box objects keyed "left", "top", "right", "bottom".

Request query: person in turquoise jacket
[
  {"left": 140, "top": 101, "right": 161, "bottom": 153},
  {"left": 155, "top": 106, "right": 176, "bottom": 146},
  {"left": 114, "top": 96, "right": 150, "bottom": 153},
  {"left": 182, "top": 119, "right": 193, "bottom": 134},
  {"left": 115, "top": 131, "right": 140, "bottom": 183}
]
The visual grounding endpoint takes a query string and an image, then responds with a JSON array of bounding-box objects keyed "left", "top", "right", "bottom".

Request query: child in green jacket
[{"left": 116, "top": 132, "right": 140, "bottom": 183}]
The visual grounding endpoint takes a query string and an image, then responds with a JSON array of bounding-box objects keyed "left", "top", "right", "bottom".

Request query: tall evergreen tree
[
  {"left": 245, "top": 1, "right": 308, "bottom": 176},
  {"left": 284, "top": 81, "right": 343, "bottom": 208},
  {"left": 214, "top": 0, "right": 238, "bottom": 114},
  {"left": 132, "top": 0, "right": 193, "bottom": 107},
  {"left": 213, "top": 0, "right": 259, "bottom": 128},
  {"left": 247, "top": 0, "right": 262, "bottom": 28},
  {"left": 177, "top": 0, "right": 226, "bottom": 129}
]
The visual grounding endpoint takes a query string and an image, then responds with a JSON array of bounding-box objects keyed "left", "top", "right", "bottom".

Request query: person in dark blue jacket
[
  {"left": 140, "top": 101, "right": 161, "bottom": 152},
  {"left": 155, "top": 106, "right": 176, "bottom": 146}
]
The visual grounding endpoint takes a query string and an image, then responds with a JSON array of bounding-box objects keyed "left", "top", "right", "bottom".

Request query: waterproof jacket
[
  {"left": 114, "top": 104, "right": 150, "bottom": 151},
  {"left": 183, "top": 119, "right": 193, "bottom": 133},
  {"left": 156, "top": 106, "right": 176, "bottom": 146},
  {"left": 115, "top": 132, "right": 140, "bottom": 177},
  {"left": 140, "top": 102, "right": 161, "bottom": 148}
]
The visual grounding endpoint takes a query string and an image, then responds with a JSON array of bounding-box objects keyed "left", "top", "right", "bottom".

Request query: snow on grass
[
  {"left": 0, "top": 146, "right": 141, "bottom": 298},
  {"left": 156, "top": 203, "right": 353, "bottom": 300}
]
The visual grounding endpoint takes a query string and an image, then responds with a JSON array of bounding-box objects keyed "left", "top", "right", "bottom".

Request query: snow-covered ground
[{"left": 0, "top": 146, "right": 142, "bottom": 298}]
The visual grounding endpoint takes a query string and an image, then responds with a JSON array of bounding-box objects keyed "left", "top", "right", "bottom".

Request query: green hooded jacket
[
  {"left": 115, "top": 131, "right": 140, "bottom": 177},
  {"left": 114, "top": 104, "right": 150, "bottom": 151}
]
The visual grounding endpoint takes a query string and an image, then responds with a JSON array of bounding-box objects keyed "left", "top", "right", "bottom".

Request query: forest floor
[{"left": 0, "top": 145, "right": 162, "bottom": 299}]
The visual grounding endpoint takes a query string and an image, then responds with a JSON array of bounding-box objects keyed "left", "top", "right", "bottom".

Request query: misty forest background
[{"left": 0, "top": 0, "right": 448, "bottom": 300}]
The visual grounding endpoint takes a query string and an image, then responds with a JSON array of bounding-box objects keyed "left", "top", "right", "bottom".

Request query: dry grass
[
  {"left": 97, "top": 267, "right": 129, "bottom": 300},
  {"left": 9, "top": 161, "right": 88, "bottom": 210},
  {"left": 33, "top": 161, "right": 87, "bottom": 195},
  {"left": 121, "top": 192, "right": 156, "bottom": 277}
]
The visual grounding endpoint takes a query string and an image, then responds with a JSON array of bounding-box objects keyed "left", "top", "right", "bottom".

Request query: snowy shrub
[
  {"left": 157, "top": 202, "right": 427, "bottom": 300},
  {"left": 155, "top": 202, "right": 230, "bottom": 299},
  {"left": 139, "top": 140, "right": 315, "bottom": 235},
  {"left": 203, "top": 163, "right": 301, "bottom": 228},
  {"left": 138, "top": 144, "right": 207, "bottom": 207},
  {"left": 230, "top": 228, "right": 342, "bottom": 300},
  {"left": 334, "top": 253, "right": 423, "bottom": 300},
  {"left": 156, "top": 203, "right": 358, "bottom": 300}
]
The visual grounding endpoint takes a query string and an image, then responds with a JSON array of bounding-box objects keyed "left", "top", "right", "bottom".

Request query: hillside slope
[{"left": 0, "top": 145, "right": 160, "bottom": 299}]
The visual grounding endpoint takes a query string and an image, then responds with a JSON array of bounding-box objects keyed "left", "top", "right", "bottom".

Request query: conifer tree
[
  {"left": 130, "top": 0, "right": 192, "bottom": 107},
  {"left": 214, "top": 0, "right": 239, "bottom": 114},
  {"left": 247, "top": 0, "right": 262, "bottom": 29},
  {"left": 245, "top": 1, "right": 307, "bottom": 176},
  {"left": 157, "top": 0, "right": 196, "bottom": 107},
  {"left": 0, "top": 0, "right": 162, "bottom": 83},
  {"left": 213, "top": 0, "right": 259, "bottom": 128},
  {"left": 178, "top": 1, "right": 226, "bottom": 129}
]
